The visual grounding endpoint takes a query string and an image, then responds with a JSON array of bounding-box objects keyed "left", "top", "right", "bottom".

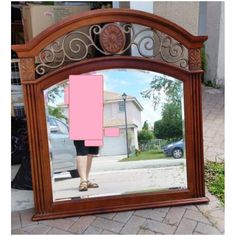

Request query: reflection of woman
[
  {"left": 74, "top": 141, "right": 99, "bottom": 191},
  {"left": 65, "top": 74, "right": 104, "bottom": 192}
]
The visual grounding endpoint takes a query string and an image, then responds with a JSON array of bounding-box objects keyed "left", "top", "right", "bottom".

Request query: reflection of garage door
[{"left": 100, "top": 135, "right": 126, "bottom": 156}]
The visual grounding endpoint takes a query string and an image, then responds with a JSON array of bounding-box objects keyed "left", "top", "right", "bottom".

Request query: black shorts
[{"left": 73, "top": 140, "right": 99, "bottom": 156}]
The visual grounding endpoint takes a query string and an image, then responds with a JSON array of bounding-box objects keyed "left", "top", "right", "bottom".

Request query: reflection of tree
[
  {"left": 47, "top": 82, "right": 67, "bottom": 104},
  {"left": 142, "top": 120, "right": 149, "bottom": 130},
  {"left": 141, "top": 75, "right": 183, "bottom": 141},
  {"left": 154, "top": 103, "right": 183, "bottom": 141},
  {"left": 141, "top": 75, "right": 182, "bottom": 109},
  {"left": 138, "top": 121, "right": 154, "bottom": 150},
  {"left": 48, "top": 106, "right": 67, "bottom": 122}
]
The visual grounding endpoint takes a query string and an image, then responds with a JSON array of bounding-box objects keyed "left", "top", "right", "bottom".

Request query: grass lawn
[
  {"left": 205, "top": 161, "right": 224, "bottom": 206},
  {"left": 119, "top": 150, "right": 166, "bottom": 162}
]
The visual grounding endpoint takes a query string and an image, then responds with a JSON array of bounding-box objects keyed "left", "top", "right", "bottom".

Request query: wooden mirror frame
[{"left": 12, "top": 8, "right": 208, "bottom": 220}]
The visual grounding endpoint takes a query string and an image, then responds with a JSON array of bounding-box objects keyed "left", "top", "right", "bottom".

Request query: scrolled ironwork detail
[{"left": 35, "top": 23, "right": 189, "bottom": 75}]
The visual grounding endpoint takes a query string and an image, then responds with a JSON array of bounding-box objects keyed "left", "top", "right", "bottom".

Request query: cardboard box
[
  {"left": 22, "top": 4, "right": 90, "bottom": 41},
  {"left": 22, "top": 4, "right": 91, "bottom": 70}
]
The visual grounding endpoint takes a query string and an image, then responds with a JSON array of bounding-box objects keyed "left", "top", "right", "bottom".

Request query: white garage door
[{"left": 99, "top": 135, "right": 126, "bottom": 156}]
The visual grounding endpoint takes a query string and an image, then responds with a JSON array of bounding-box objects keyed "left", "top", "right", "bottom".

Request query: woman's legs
[
  {"left": 86, "top": 155, "right": 93, "bottom": 180},
  {"left": 86, "top": 155, "right": 98, "bottom": 188},
  {"left": 74, "top": 141, "right": 98, "bottom": 191},
  {"left": 76, "top": 155, "right": 98, "bottom": 191},
  {"left": 76, "top": 156, "right": 87, "bottom": 183},
  {"left": 76, "top": 155, "right": 93, "bottom": 181}
]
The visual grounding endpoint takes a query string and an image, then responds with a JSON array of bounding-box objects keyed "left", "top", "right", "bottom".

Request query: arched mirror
[
  {"left": 12, "top": 8, "right": 208, "bottom": 220},
  {"left": 44, "top": 69, "right": 187, "bottom": 202}
]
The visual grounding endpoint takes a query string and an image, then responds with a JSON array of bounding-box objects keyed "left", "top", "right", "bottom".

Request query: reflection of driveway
[
  {"left": 53, "top": 165, "right": 187, "bottom": 201},
  {"left": 52, "top": 156, "right": 187, "bottom": 201},
  {"left": 91, "top": 155, "right": 185, "bottom": 173}
]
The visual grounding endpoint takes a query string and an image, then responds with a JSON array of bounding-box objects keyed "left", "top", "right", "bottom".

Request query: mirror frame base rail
[{"left": 32, "top": 197, "right": 209, "bottom": 221}]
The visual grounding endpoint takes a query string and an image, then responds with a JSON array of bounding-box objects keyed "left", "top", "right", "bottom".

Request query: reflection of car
[
  {"left": 162, "top": 139, "right": 184, "bottom": 159},
  {"left": 48, "top": 116, "right": 78, "bottom": 177}
]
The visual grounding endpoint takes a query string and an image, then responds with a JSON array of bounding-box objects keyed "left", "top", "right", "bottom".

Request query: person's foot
[
  {"left": 87, "top": 180, "right": 99, "bottom": 188},
  {"left": 79, "top": 181, "right": 88, "bottom": 191}
]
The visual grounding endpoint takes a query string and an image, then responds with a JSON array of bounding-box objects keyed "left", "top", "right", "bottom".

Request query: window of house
[
  {"left": 11, "top": 59, "right": 21, "bottom": 85},
  {"left": 14, "top": 105, "right": 25, "bottom": 118},
  {"left": 119, "top": 101, "right": 125, "bottom": 112}
]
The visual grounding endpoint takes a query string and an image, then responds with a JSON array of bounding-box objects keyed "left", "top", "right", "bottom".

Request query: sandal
[
  {"left": 87, "top": 180, "right": 99, "bottom": 188},
  {"left": 79, "top": 181, "right": 88, "bottom": 191}
]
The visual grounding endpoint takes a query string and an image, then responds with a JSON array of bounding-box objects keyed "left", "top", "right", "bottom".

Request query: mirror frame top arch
[{"left": 12, "top": 8, "right": 208, "bottom": 220}]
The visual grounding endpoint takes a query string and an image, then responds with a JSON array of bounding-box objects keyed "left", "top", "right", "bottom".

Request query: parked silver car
[{"left": 48, "top": 116, "right": 78, "bottom": 177}]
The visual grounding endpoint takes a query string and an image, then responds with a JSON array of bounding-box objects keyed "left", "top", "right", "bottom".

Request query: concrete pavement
[
  {"left": 11, "top": 85, "right": 225, "bottom": 234},
  {"left": 202, "top": 85, "right": 224, "bottom": 162}
]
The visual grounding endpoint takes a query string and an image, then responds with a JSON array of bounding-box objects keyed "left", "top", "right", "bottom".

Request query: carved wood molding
[
  {"left": 191, "top": 73, "right": 205, "bottom": 196},
  {"left": 19, "top": 58, "right": 36, "bottom": 81},
  {"left": 99, "top": 23, "right": 126, "bottom": 54},
  {"left": 188, "top": 49, "right": 201, "bottom": 71}
]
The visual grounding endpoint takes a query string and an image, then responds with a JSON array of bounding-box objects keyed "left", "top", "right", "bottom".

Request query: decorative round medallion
[{"left": 99, "top": 24, "right": 125, "bottom": 54}]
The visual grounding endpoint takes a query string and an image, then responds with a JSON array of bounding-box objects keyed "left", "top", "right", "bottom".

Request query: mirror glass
[{"left": 43, "top": 69, "right": 187, "bottom": 201}]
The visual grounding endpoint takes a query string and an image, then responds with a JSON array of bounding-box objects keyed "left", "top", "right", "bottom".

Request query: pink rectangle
[
  {"left": 69, "top": 75, "right": 103, "bottom": 140},
  {"left": 104, "top": 128, "right": 120, "bottom": 137},
  {"left": 85, "top": 140, "right": 103, "bottom": 146}
]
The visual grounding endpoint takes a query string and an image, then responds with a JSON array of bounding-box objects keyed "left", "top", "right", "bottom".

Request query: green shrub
[{"left": 205, "top": 161, "right": 224, "bottom": 205}]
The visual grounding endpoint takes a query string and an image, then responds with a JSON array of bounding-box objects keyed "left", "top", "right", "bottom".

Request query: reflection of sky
[
  {"left": 48, "top": 69, "right": 180, "bottom": 127},
  {"left": 95, "top": 69, "right": 175, "bottom": 126}
]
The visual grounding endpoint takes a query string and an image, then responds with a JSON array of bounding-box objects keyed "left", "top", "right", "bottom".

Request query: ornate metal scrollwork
[{"left": 35, "top": 23, "right": 189, "bottom": 75}]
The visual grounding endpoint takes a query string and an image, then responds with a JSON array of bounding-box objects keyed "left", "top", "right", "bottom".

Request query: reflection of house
[
  {"left": 59, "top": 90, "right": 143, "bottom": 156},
  {"left": 101, "top": 91, "right": 143, "bottom": 156}
]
